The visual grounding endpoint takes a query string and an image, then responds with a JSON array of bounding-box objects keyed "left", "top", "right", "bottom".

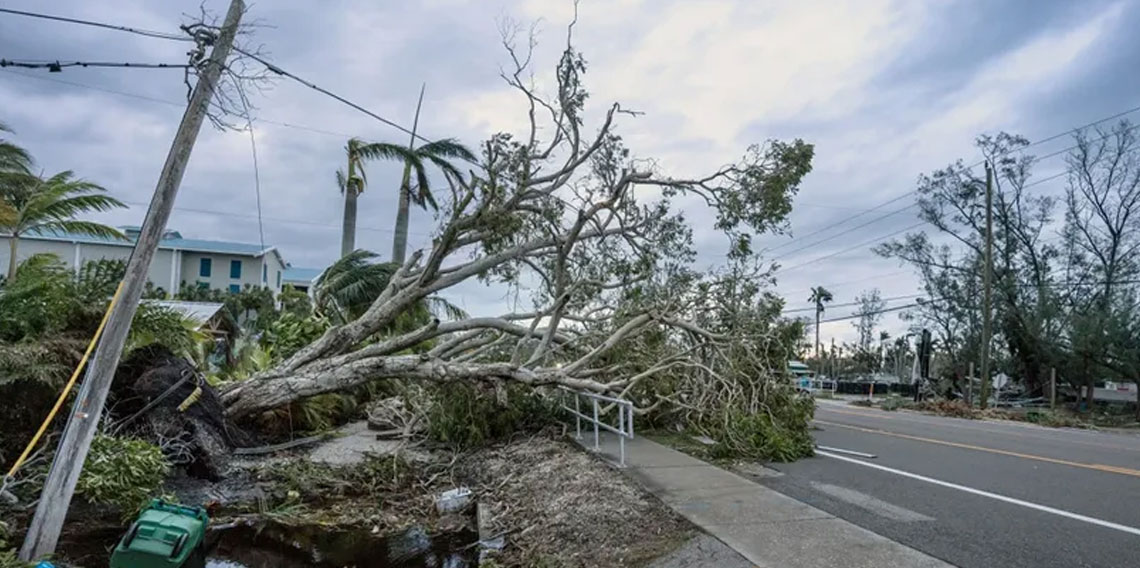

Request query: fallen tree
[{"left": 222, "top": 22, "right": 814, "bottom": 427}]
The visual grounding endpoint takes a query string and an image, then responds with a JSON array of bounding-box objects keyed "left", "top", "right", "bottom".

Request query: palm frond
[
  {"left": 410, "top": 165, "right": 438, "bottom": 211},
  {"left": 33, "top": 220, "right": 127, "bottom": 240},
  {"left": 417, "top": 139, "right": 477, "bottom": 163},
  {"left": 353, "top": 141, "right": 422, "bottom": 165},
  {"left": 422, "top": 154, "right": 466, "bottom": 183},
  {"left": 426, "top": 296, "right": 468, "bottom": 321},
  {"left": 0, "top": 120, "right": 34, "bottom": 173},
  {"left": 335, "top": 169, "right": 347, "bottom": 195}
]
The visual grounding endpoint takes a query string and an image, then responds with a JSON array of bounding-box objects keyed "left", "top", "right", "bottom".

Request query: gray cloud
[{"left": 2, "top": 0, "right": 1136, "bottom": 344}]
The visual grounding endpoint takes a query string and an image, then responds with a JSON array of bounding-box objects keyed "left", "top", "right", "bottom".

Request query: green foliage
[
  {"left": 703, "top": 389, "right": 815, "bottom": 462},
  {"left": 313, "top": 250, "right": 396, "bottom": 324},
  {"left": 262, "top": 311, "right": 330, "bottom": 361},
  {"left": 262, "top": 453, "right": 413, "bottom": 502},
  {"left": 0, "top": 520, "right": 31, "bottom": 568},
  {"left": 880, "top": 395, "right": 906, "bottom": 411},
  {"left": 76, "top": 434, "right": 168, "bottom": 515},
  {"left": 425, "top": 383, "right": 556, "bottom": 449},
  {"left": 278, "top": 284, "right": 312, "bottom": 317}
]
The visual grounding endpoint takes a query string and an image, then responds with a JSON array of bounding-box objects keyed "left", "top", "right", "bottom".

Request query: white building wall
[
  {"left": 179, "top": 252, "right": 275, "bottom": 293},
  {"left": 1, "top": 237, "right": 180, "bottom": 294},
  {"left": 1, "top": 236, "right": 282, "bottom": 297}
]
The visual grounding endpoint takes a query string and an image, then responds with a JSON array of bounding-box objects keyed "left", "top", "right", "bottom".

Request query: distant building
[
  {"left": 281, "top": 266, "right": 323, "bottom": 294},
  {"left": 0, "top": 226, "right": 289, "bottom": 296}
]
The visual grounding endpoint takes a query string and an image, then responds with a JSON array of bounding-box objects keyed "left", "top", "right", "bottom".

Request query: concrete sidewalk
[{"left": 588, "top": 432, "right": 953, "bottom": 568}]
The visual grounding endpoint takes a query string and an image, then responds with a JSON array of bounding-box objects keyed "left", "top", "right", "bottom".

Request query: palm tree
[
  {"left": 314, "top": 249, "right": 465, "bottom": 329},
  {"left": 336, "top": 134, "right": 474, "bottom": 263},
  {"left": 0, "top": 121, "right": 32, "bottom": 173},
  {"left": 390, "top": 137, "right": 475, "bottom": 265},
  {"left": 808, "top": 286, "right": 833, "bottom": 359},
  {"left": 1, "top": 170, "right": 125, "bottom": 279}
]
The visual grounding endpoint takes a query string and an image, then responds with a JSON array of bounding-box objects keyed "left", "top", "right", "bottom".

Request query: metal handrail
[{"left": 561, "top": 389, "right": 635, "bottom": 466}]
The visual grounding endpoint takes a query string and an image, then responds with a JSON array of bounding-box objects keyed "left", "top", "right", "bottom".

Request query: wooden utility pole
[
  {"left": 979, "top": 161, "right": 994, "bottom": 411},
  {"left": 20, "top": 1, "right": 243, "bottom": 560},
  {"left": 968, "top": 362, "right": 975, "bottom": 407},
  {"left": 1050, "top": 367, "right": 1057, "bottom": 410}
]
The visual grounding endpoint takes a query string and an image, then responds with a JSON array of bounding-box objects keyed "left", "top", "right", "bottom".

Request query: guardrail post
[
  {"left": 592, "top": 398, "right": 600, "bottom": 451},
  {"left": 574, "top": 394, "right": 581, "bottom": 439},
  {"left": 617, "top": 405, "right": 626, "bottom": 467}
]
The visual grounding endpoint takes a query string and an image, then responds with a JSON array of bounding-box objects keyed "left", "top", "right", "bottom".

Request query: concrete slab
[
  {"left": 646, "top": 533, "right": 754, "bottom": 568},
  {"left": 308, "top": 421, "right": 408, "bottom": 465},
  {"left": 584, "top": 432, "right": 954, "bottom": 568}
]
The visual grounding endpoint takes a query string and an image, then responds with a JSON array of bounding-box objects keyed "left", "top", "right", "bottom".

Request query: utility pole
[
  {"left": 391, "top": 83, "right": 426, "bottom": 265},
  {"left": 20, "top": 1, "right": 243, "bottom": 560},
  {"left": 1050, "top": 367, "right": 1057, "bottom": 410},
  {"left": 979, "top": 161, "right": 994, "bottom": 411}
]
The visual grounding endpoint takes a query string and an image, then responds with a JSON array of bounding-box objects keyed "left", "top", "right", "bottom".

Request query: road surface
[{"left": 759, "top": 399, "right": 1140, "bottom": 568}]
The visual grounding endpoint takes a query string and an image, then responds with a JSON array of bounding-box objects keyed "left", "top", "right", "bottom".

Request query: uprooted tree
[{"left": 221, "top": 26, "right": 815, "bottom": 455}]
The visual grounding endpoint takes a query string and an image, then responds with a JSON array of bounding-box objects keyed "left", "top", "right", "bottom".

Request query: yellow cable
[{"left": 4, "top": 281, "right": 124, "bottom": 479}]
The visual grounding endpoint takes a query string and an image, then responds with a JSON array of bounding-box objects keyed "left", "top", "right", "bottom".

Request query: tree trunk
[
  {"left": 391, "top": 167, "right": 412, "bottom": 265},
  {"left": 814, "top": 306, "right": 821, "bottom": 359},
  {"left": 340, "top": 182, "right": 357, "bottom": 258},
  {"left": 6, "top": 235, "right": 17, "bottom": 280}
]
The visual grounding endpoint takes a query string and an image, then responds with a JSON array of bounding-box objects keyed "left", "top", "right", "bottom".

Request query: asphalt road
[{"left": 758, "top": 399, "right": 1140, "bottom": 568}]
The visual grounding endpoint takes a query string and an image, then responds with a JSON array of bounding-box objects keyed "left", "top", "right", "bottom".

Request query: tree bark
[
  {"left": 391, "top": 169, "right": 412, "bottom": 265},
  {"left": 341, "top": 187, "right": 357, "bottom": 258},
  {"left": 6, "top": 235, "right": 17, "bottom": 280}
]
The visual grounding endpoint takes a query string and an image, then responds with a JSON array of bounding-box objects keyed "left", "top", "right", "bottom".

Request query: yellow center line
[{"left": 814, "top": 419, "right": 1140, "bottom": 478}]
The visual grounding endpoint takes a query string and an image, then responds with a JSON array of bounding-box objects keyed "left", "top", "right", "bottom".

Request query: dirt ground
[{"left": 457, "top": 433, "right": 694, "bottom": 567}]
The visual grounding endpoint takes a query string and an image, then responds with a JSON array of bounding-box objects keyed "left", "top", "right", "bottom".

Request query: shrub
[
  {"left": 0, "top": 521, "right": 30, "bottom": 568},
  {"left": 880, "top": 395, "right": 907, "bottom": 411},
  {"left": 76, "top": 435, "right": 168, "bottom": 515},
  {"left": 704, "top": 390, "right": 815, "bottom": 462},
  {"left": 425, "top": 383, "right": 557, "bottom": 449}
]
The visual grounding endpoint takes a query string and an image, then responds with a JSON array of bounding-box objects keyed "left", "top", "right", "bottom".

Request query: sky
[{"left": 2, "top": 0, "right": 1138, "bottom": 346}]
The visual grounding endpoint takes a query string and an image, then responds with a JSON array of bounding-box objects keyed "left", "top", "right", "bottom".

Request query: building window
[
  {"left": 199, "top": 258, "right": 211, "bottom": 277},
  {"left": 230, "top": 260, "right": 242, "bottom": 279},
  {"left": 229, "top": 284, "right": 241, "bottom": 294},
  {"left": 197, "top": 281, "right": 209, "bottom": 290},
  {"left": 276, "top": 271, "right": 281, "bottom": 288},
  {"left": 262, "top": 264, "right": 267, "bottom": 283}
]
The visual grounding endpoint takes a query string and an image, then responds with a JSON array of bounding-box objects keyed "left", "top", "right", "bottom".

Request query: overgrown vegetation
[
  {"left": 75, "top": 435, "right": 169, "bottom": 516},
  {"left": 425, "top": 383, "right": 557, "bottom": 449}
]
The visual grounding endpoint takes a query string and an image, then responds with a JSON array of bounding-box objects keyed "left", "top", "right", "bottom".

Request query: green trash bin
[{"left": 109, "top": 499, "right": 208, "bottom": 568}]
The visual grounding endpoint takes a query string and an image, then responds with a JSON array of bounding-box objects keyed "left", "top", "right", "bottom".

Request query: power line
[
  {"left": 775, "top": 221, "right": 928, "bottom": 275},
  {"left": 120, "top": 200, "right": 433, "bottom": 238},
  {"left": 780, "top": 270, "right": 910, "bottom": 298},
  {"left": 768, "top": 103, "right": 1140, "bottom": 256},
  {"left": 0, "top": 7, "right": 188, "bottom": 41},
  {"left": 0, "top": 7, "right": 438, "bottom": 145},
  {"left": 771, "top": 202, "right": 917, "bottom": 262},
  {"left": 782, "top": 293, "right": 922, "bottom": 314},
  {"left": 0, "top": 68, "right": 354, "bottom": 139},
  {"left": 0, "top": 59, "right": 190, "bottom": 70}
]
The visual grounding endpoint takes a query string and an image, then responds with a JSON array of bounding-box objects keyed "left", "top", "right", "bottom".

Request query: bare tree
[
  {"left": 1061, "top": 120, "right": 1140, "bottom": 406},
  {"left": 221, "top": 21, "right": 814, "bottom": 419}
]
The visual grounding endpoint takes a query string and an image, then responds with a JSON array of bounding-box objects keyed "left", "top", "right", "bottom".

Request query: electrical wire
[
  {"left": 782, "top": 293, "right": 923, "bottom": 314},
  {"left": 767, "top": 103, "right": 1140, "bottom": 255},
  {"left": 774, "top": 221, "right": 929, "bottom": 275},
  {"left": 0, "top": 7, "right": 189, "bottom": 41},
  {"left": 0, "top": 7, "right": 436, "bottom": 144},
  {"left": 0, "top": 59, "right": 190, "bottom": 70}
]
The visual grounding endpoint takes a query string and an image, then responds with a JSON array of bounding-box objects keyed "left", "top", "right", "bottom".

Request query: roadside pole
[
  {"left": 979, "top": 161, "right": 994, "bottom": 411},
  {"left": 1050, "top": 368, "right": 1057, "bottom": 410},
  {"left": 968, "top": 362, "right": 974, "bottom": 407},
  {"left": 19, "top": 1, "right": 244, "bottom": 560}
]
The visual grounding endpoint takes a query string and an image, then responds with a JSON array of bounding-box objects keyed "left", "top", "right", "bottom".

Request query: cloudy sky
[{"left": 2, "top": 0, "right": 1137, "bottom": 344}]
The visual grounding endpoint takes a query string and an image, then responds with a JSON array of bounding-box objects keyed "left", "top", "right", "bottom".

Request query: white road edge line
[
  {"left": 817, "top": 450, "right": 1140, "bottom": 537},
  {"left": 816, "top": 445, "right": 877, "bottom": 458}
]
